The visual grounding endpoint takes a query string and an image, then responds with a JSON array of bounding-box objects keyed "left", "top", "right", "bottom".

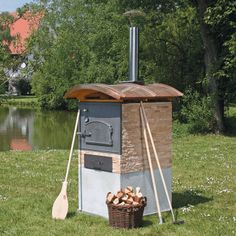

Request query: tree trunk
[{"left": 196, "top": 0, "right": 225, "bottom": 133}]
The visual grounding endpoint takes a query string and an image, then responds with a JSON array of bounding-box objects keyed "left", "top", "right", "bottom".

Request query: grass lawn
[
  {"left": 0, "top": 95, "right": 38, "bottom": 107},
  {"left": 0, "top": 134, "right": 235, "bottom": 236}
]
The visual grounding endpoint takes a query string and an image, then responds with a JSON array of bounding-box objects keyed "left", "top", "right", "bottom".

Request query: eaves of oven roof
[{"left": 64, "top": 83, "right": 183, "bottom": 102}]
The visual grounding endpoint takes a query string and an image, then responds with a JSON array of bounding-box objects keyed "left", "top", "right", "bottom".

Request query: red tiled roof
[{"left": 6, "top": 11, "right": 42, "bottom": 54}]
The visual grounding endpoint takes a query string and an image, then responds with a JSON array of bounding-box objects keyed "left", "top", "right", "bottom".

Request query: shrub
[
  {"left": 180, "top": 89, "right": 216, "bottom": 133},
  {"left": 16, "top": 78, "right": 31, "bottom": 95},
  {"left": 0, "top": 80, "right": 8, "bottom": 94}
]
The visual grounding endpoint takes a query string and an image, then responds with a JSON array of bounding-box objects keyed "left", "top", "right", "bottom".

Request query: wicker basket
[{"left": 106, "top": 197, "right": 146, "bottom": 229}]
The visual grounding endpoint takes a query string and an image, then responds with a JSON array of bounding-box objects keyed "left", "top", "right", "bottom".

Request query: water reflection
[
  {"left": 10, "top": 139, "right": 32, "bottom": 151},
  {"left": 0, "top": 106, "right": 76, "bottom": 151}
]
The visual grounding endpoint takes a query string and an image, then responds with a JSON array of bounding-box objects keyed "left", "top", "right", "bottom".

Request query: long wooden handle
[
  {"left": 65, "top": 109, "right": 80, "bottom": 182},
  {"left": 140, "top": 106, "right": 163, "bottom": 224},
  {"left": 140, "top": 102, "right": 176, "bottom": 222},
  {"left": 78, "top": 109, "right": 82, "bottom": 211}
]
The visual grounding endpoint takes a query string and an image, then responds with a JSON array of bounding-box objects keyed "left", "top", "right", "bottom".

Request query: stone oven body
[{"left": 65, "top": 83, "right": 183, "bottom": 218}]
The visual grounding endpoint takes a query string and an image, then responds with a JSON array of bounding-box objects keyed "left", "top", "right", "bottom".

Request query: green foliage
[
  {"left": 29, "top": 0, "right": 129, "bottom": 109},
  {"left": 141, "top": 6, "right": 204, "bottom": 91},
  {"left": 204, "top": 0, "right": 236, "bottom": 103},
  {"left": 0, "top": 80, "right": 8, "bottom": 94},
  {"left": 15, "top": 79, "right": 31, "bottom": 95},
  {"left": 0, "top": 12, "right": 14, "bottom": 42},
  {"left": 26, "top": 0, "right": 236, "bottom": 134},
  {"left": 0, "top": 12, "right": 18, "bottom": 92},
  {"left": 0, "top": 43, "right": 10, "bottom": 92},
  {"left": 29, "top": 0, "right": 203, "bottom": 109},
  {"left": 225, "top": 104, "right": 236, "bottom": 134},
  {"left": 16, "top": 3, "right": 31, "bottom": 17},
  {"left": 0, "top": 12, "right": 12, "bottom": 84},
  {"left": 180, "top": 89, "right": 216, "bottom": 133},
  {"left": 172, "top": 120, "right": 190, "bottom": 138}
]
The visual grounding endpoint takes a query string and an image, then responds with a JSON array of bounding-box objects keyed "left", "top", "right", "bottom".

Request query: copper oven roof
[{"left": 64, "top": 83, "right": 183, "bottom": 101}]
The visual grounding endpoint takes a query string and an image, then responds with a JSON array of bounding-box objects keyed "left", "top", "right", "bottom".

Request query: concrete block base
[{"left": 79, "top": 167, "right": 172, "bottom": 218}]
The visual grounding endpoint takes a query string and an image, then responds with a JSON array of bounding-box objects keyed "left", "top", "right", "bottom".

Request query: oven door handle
[{"left": 78, "top": 131, "right": 92, "bottom": 138}]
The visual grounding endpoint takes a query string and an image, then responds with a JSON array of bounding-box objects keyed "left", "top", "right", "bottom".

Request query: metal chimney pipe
[{"left": 129, "top": 27, "right": 139, "bottom": 82}]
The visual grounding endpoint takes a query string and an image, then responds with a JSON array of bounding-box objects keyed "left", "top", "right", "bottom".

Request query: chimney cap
[
  {"left": 123, "top": 10, "right": 145, "bottom": 25},
  {"left": 123, "top": 10, "right": 146, "bottom": 18}
]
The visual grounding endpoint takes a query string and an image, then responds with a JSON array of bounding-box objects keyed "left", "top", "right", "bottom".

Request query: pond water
[{"left": 0, "top": 106, "right": 76, "bottom": 151}]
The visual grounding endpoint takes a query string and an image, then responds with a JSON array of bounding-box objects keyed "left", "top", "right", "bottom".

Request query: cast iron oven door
[
  {"left": 79, "top": 102, "right": 121, "bottom": 154},
  {"left": 83, "top": 121, "right": 113, "bottom": 146}
]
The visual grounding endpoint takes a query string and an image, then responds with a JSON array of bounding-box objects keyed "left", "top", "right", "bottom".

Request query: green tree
[
  {"left": 140, "top": 6, "right": 204, "bottom": 92},
  {"left": 0, "top": 12, "right": 15, "bottom": 93},
  {"left": 28, "top": 0, "right": 235, "bottom": 133},
  {"left": 0, "top": 12, "right": 14, "bottom": 43},
  {"left": 193, "top": 0, "right": 236, "bottom": 132},
  {"left": 0, "top": 44, "right": 10, "bottom": 88},
  {"left": 29, "top": 0, "right": 202, "bottom": 109},
  {"left": 29, "top": 0, "right": 129, "bottom": 108}
]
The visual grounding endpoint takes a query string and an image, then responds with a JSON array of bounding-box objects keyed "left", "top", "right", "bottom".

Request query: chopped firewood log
[
  {"left": 124, "top": 188, "right": 131, "bottom": 194},
  {"left": 106, "top": 186, "right": 146, "bottom": 206},
  {"left": 107, "top": 192, "right": 115, "bottom": 203},
  {"left": 134, "top": 196, "right": 141, "bottom": 203},
  {"left": 136, "top": 187, "right": 141, "bottom": 194},
  {"left": 118, "top": 202, "right": 125, "bottom": 206},
  {"left": 127, "top": 192, "right": 136, "bottom": 198},
  {"left": 127, "top": 186, "right": 133, "bottom": 192},
  {"left": 136, "top": 192, "right": 143, "bottom": 198},
  {"left": 133, "top": 192, "right": 143, "bottom": 202},
  {"left": 133, "top": 201, "right": 139, "bottom": 206},
  {"left": 121, "top": 194, "right": 128, "bottom": 202},
  {"left": 116, "top": 191, "right": 124, "bottom": 199},
  {"left": 126, "top": 197, "right": 134, "bottom": 204},
  {"left": 113, "top": 198, "right": 119, "bottom": 205}
]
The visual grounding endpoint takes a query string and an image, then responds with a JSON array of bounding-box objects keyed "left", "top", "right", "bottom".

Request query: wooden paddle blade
[{"left": 52, "top": 181, "right": 68, "bottom": 220}]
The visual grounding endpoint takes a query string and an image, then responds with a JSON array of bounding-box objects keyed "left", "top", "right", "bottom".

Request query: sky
[{"left": 0, "top": 0, "right": 34, "bottom": 13}]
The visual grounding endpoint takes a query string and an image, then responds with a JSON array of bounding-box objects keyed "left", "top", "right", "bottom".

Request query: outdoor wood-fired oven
[
  {"left": 64, "top": 21, "right": 182, "bottom": 218},
  {"left": 64, "top": 83, "right": 183, "bottom": 218}
]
